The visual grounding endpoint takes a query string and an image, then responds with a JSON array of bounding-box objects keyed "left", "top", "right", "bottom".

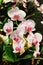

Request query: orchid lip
[
  {"left": 6, "top": 28, "right": 11, "bottom": 33},
  {"left": 15, "top": 47, "right": 20, "bottom": 51},
  {"left": 13, "top": 15, "right": 20, "bottom": 20}
]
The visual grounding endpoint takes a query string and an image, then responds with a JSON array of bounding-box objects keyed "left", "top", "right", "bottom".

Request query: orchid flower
[
  {"left": 3, "top": 19, "right": 13, "bottom": 35},
  {"left": 8, "top": 7, "right": 26, "bottom": 21},
  {"left": 17, "top": 19, "right": 36, "bottom": 36},
  {"left": 27, "top": 32, "right": 42, "bottom": 46},
  {"left": 10, "top": 30, "right": 26, "bottom": 55},
  {"left": 13, "top": 38, "right": 26, "bottom": 55},
  {"left": 27, "top": 32, "right": 42, "bottom": 57},
  {"left": 24, "top": 20, "right": 36, "bottom": 33},
  {"left": 37, "top": 4, "right": 43, "bottom": 14},
  {"left": 10, "top": 30, "right": 20, "bottom": 41}
]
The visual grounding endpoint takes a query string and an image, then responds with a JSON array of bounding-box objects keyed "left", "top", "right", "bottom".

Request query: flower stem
[
  {"left": 16, "top": 20, "right": 18, "bottom": 26},
  {"left": 35, "top": 58, "right": 43, "bottom": 60},
  {"left": 14, "top": 20, "right": 18, "bottom": 26},
  {"left": 25, "top": 13, "right": 35, "bottom": 19},
  {"left": 28, "top": 49, "right": 34, "bottom": 53}
]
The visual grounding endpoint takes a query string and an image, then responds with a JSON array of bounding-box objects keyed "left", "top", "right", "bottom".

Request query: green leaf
[
  {"left": 3, "top": 18, "right": 8, "bottom": 24},
  {"left": 0, "top": 0, "right": 2, "bottom": 3},
  {"left": 41, "top": 47, "right": 43, "bottom": 54},
  {"left": 3, "top": 45, "right": 33, "bottom": 62},
  {"left": 9, "top": 37, "right": 13, "bottom": 43},
  {"left": 7, "top": 7, "right": 11, "bottom": 12},
  {"left": 0, "top": 21, "right": 3, "bottom": 25},
  {"left": 0, "top": 25, "right": 3, "bottom": 29},
  {"left": 21, "top": 54, "right": 32, "bottom": 60},
  {"left": 3, "top": 45, "right": 14, "bottom": 62},
  {"left": 3, "top": 52, "right": 14, "bottom": 62},
  {"left": 29, "top": 45, "right": 35, "bottom": 51}
]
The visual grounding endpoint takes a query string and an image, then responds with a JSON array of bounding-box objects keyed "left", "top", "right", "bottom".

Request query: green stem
[
  {"left": 25, "top": 13, "right": 35, "bottom": 19},
  {"left": 14, "top": 20, "right": 18, "bottom": 26},
  {"left": 35, "top": 58, "right": 43, "bottom": 60},
  {"left": 28, "top": 49, "right": 34, "bottom": 53},
  {"left": 16, "top": 20, "right": 18, "bottom": 26},
  {"left": 25, "top": 11, "right": 41, "bottom": 19}
]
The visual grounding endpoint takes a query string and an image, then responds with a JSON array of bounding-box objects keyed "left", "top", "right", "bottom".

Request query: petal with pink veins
[{"left": 34, "top": 33, "right": 42, "bottom": 42}]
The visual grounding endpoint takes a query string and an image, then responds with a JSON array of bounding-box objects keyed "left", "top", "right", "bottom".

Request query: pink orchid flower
[
  {"left": 27, "top": 32, "right": 42, "bottom": 57},
  {"left": 3, "top": 19, "right": 13, "bottom": 35},
  {"left": 13, "top": 38, "right": 25, "bottom": 53},
  {"left": 17, "top": 19, "right": 36, "bottom": 36},
  {"left": 27, "top": 32, "right": 42, "bottom": 46},
  {"left": 10, "top": 30, "right": 21, "bottom": 42},
  {"left": 10, "top": 30, "right": 26, "bottom": 53},
  {"left": 8, "top": 7, "right": 26, "bottom": 21}
]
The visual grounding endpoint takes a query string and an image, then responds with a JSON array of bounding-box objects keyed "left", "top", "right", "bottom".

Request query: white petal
[
  {"left": 10, "top": 30, "right": 19, "bottom": 40},
  {"left": 37, "top": 4, "right": 43, "bottom": 14},
  {"left": 35, "top": 43, "right": 40, "bottom": 52},
  {"left": 27, "top": 34, "right": 33, "bottom": 45},
  {"left": 33, "top": 51, "right": 40, "bottom": 57},
  {"left": 34, "top": 0, "right": 40, "bottom": 6},
  {"left": 40, "top": 4, "right": 43, "bottom": 9},
  {"left": 35, "top": 33, "right": 42, "bottom": 42},
  {"left": 13, "top": 38, "right": 25, "bottom": 53},
  {"left": 8, "top": 19, "right": 13, "bottom": 30},
  {"left": 41, "top": 21, "right": 43, "bottom": 24},
  {"left": 13, "top": 42, "right": 20, "bottom": 53},
  {"left": 18, "top": 10, "right": 26, "bottom": 20},
  {"left": 3, "top": 19, "right": 13, "bottom": 34},
  {"left": 19, "top": 38, "right": 25, "bottom": 48},
  {"left": 23, "top": 0, "right": 27, "bottom": 2},
  {"left": 32, "top": 28, "right": 36, "bottom": 31},
  {"left": 27, "top": 19, "right": 36, "bottom": 28},
  {"left": 8, "top": 7, "right": 19, "bottom": 18}
]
